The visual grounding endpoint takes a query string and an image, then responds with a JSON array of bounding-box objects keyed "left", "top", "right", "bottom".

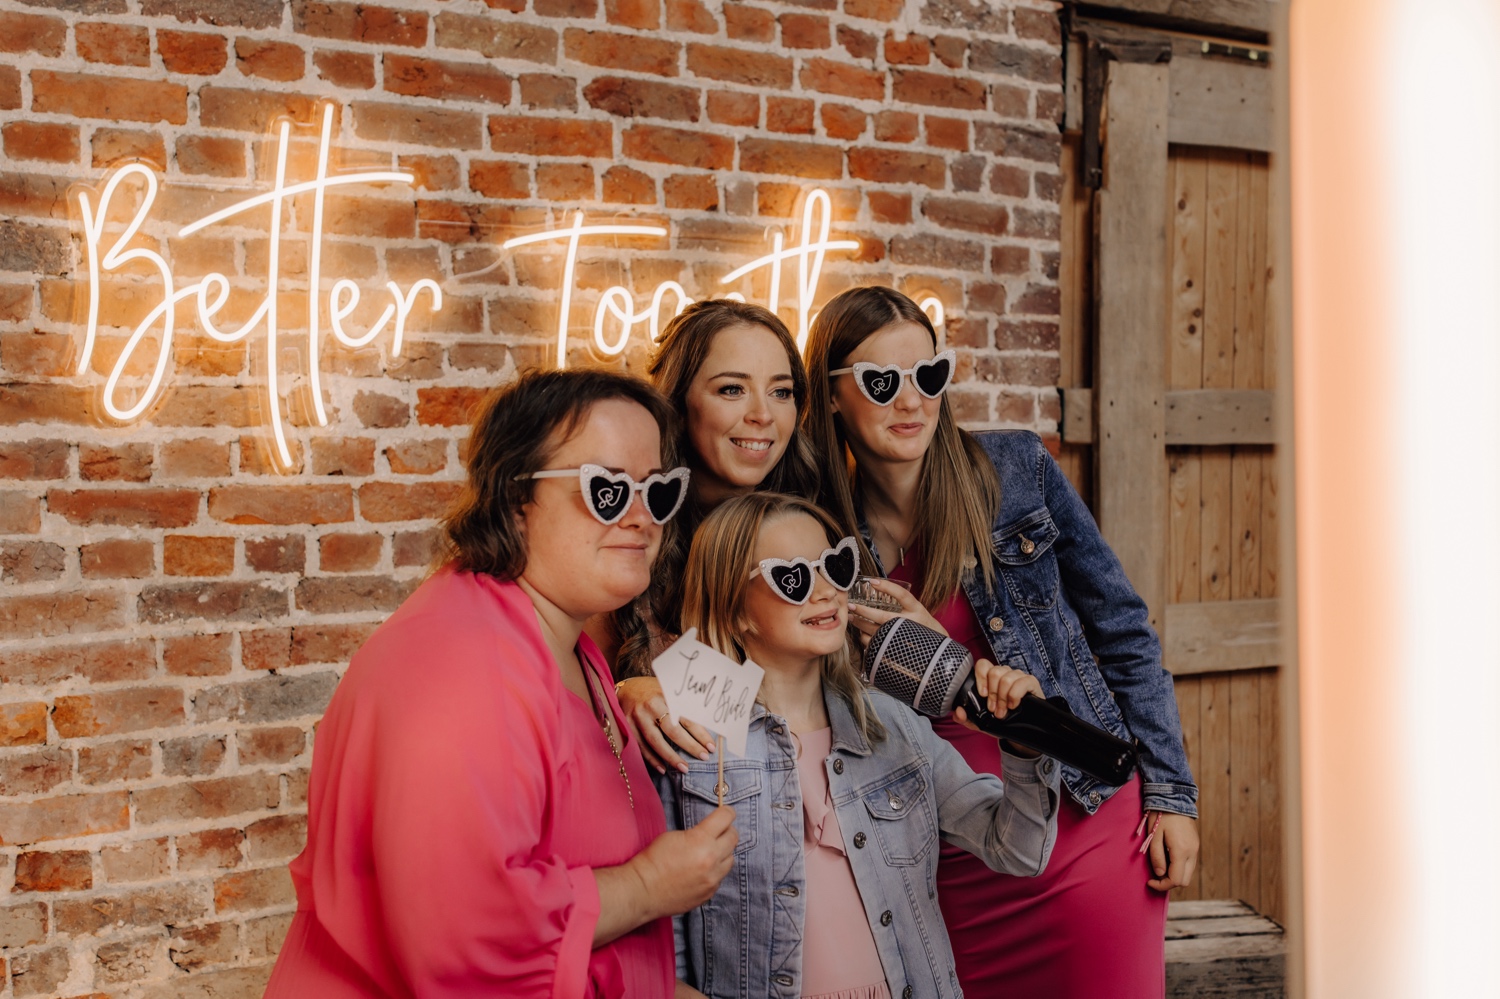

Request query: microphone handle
[{"left": 958, "top": 687, "right": 1139, "bottom": 787}]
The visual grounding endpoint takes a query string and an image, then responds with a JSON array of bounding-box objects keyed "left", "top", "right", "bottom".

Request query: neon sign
[{"left": 74, "top": 102, "right": 948, "bottom": 470}]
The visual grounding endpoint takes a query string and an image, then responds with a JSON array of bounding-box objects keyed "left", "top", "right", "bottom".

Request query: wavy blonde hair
[{"left": 681, "top": 492, "right": 883, "bottom": 744}]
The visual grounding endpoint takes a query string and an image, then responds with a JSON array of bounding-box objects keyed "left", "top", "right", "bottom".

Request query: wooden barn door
[{"left": 1057, "top": 23, "right": 1285, "bottom": 925}]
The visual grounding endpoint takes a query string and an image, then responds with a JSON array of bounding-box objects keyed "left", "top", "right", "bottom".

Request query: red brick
[
  {"left": 245, "top": 815, "right": 307, "bottom": 864},
  {"left": 623, "top": 124, "right": 733, "bottom": 170},
  {"left": 163, "top": 535, "right": 235, "bottom": 576},
  {"left": 53, "top": 883, "right": 206, "bottom": 936},
  {"left": 800, "top": 58, "right": 884, "bottom": 100},
  {"left": 176, "top": 828, "right": 244, "bottom": 872},
  {"left": 245, "top": 535, "right": 305, "bottom": 574},
  {"left": 0, "top": 541, "right": 64, "bottom": 584},
  {"left": 894, "top": 69, "right": 986, "bottom": 110},
  {"left": 31, "top": 71, "right": 187, "bottom": 124},
  {"left": 966, "top": 281, "right": 1008, "bottom": 315},
  {"left": 849, "top": 147, "right": 944, "bottom": 188},
  {"left": 48, "top": 488, "right": 198, "bottom": 528},
  {"left": 77, "top": 739, "right": 154, "bottom": 786},
  {"left": 970, "top": 39, "right": 1061, "bottom": 84},
  {"left": 215, "top": 865, "right": 294, "bottom": 913},
  {"left": 0, "top": 66, "right": 18, "bottom": 111},
  {"left": 664, "top": 174, "right": 718, "bottom": 210},
  {"left": 0, "top": 746, "right": 69, "bottom": 796},
  {"left": 134, "top": 773, "right": 279, "bottom": 825},
  {"left": 884, "top": 30, "right": 930, "bottom": 65},
  {"left": 933, "top": 34, "right": 966, "bottom": 68},
  {"left": 101, "top": 838, "right": 170, "bottom": 883},
  {"left": 164, "top": 734, "right": 227, "bottom": 777},
  {"left": 393, "top": 527, "right": 442, "bottom": 567},
  {"left": 164, "top": 633, "right": 233, "bottom": 677},
  {"left": 926, "top": 115, "right": 969, "bottom": 151},
  {"left": 922, "top": 196, "right": 1007, "bottom": 235},
  {"left": 707, "top": 91, "right": 758, "bottom": 126},
  {"left": 0, "top": 282, "right": 31, "bottom": 321},
  {"left": 489, "top": 116, "right": 612, "bottom": 158},
  {"left": 1, "top": 638, "right": 153, "bottom": 687},
  {"left": 433, "top": 12, "right": 557, "bottom": 64},
  {"left": 157, "top": 29, "right": 228, "bottom": 74},
  {"left": 80, "top": 538, "right": 154, "bottom": 579},
  {"left": 0, "top": 702, "right": 47, "bottom": 747},
  {"left": 585, "top": 77, "right": 700, "bottom": 122},
  {"left": 891, "top": 232, "right": 984, "bottom": 270},
  {"left": 470, "top": 159, "right": 531, "bottom": 199},
  {"left": 241, "top": 628, "right": 291, "bottom": 671},
  {"left": 353, "top": 390, "right": 411, "bottom": 428},
  {"left": 77, "top": 21, "right": 151, "bottom": 65},
  {"left": 357, "top": 481, "right": 463, "bottom": 522},
  {"left": 565, "top": 28, "right": 679, "bottom": 76},
  {"left": 767, "top": 97, "right": 814, "bottom": 134},
  {"left": 1012, "top": 206, "right": 1060, "bottom": 240},
  {"left": 0, "top": 492, "right": 40, "bottom": 533},
  {"left": 207, "top": 484, "right": 353, "bottom": 525},
  {"left": 536, "top": 162, "right": 595, "bottom": 200},
  {"left": 235, "top": 37, "right": 305, "bottom": 81},
  {"left": 292, "top": 1, "right": 428, "bottom": 46},
  {"left": 292, "top": 622, "right": 377, "bottom": 665},
  {"left": 198, "top": 87, "right": 320, "bottom": 134},
  {"left": 724, "top": 3, "right": 773, "bottom": 41},
  {"left": 53, "top": 687, "right": 185, "bottom": 738},
  {"left": 137, "top": 581, "right": 287, "bottom": 625},
  {"left": 874, "top": 110, "right": 918, "bottom": 143},
  {"left": 844, "top": 0, "right": 903, "bottom": 18},
  {"left": 158, "top": 438, "right": 230, "bottom": 479},
  {"left": 821, "top": 104, "right": 866, "bottom": 140},
  {"left": 10, "top": 944, "right": 68, "bottom": 992},
  {"left": 313, "top": 48, "right": 374, "bottom": 88},
  {"left": 536, "top": 0, "right": 596, "bottom": 15},
  {"left": 606, "top": 0, "right": 660, "bottom": 29},
  {"left": 319, "top": 532, "right": 382, "bottom": 572},
  {"left": 602, "top": 165, "right": 656, "bottom": 204},
  {"left": 384, "top": 54, "right": 511, "bottom": 104},
  {"left": 519, "top": 73, "right": 576, "bottom": 110},
  {"left": 687, "top": 43, "right": 791, "bottom": 87},
  {"left": 79, "top": 442, "right": 153, "bottom": 482},
  {"left": 296, "top": 576, "right": 416, "bottom": 615},
  {"left": 996, "top": 319, "right": 1060, "bottom": 352},
  {"left": 238, "top": 726, "right": 307, "bottom": 766},
  {"left": 14, "top": 850, "right": 92, "bottom": 892},
  {"left": 353, "top": 101, "right": 482, "bottom": 149},
  {"left": 0, "top": 12, "right": 65, "bottom": 56},
  {"left": 1014, "top": 7, "right": 1061, "bottom": 44},
  {"left": 780, "top": 12, "right": 829, "bottom": 48},
  {"left": 309, "top": 436, "right": 375, "bottom": 477},
  {"left": 738, "top": 137, "right": 843, "bottom": 179},
  {"left": 835, "top": 24, "right": 876, "bottom": 60},
  {"left": 3, "top": 122, "right": 79, "bottom": 163},
  {"left": 666, "top": 0, "right": 718, "bottom": 33},
  {"left": 0, "top": 901, "right": 47, "bottom": 948},
  {"left": 397, "top": 153, "right": 459, "bottom": 192},
  {"left": 92, "top": 127, "right": 166, "bottom": 168},
  {"left": 0, "top": 792, "right": 129, "bottom": 845}
]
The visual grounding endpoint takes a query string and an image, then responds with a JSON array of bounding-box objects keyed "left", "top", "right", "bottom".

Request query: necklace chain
[
  {"left": 584, "top": 662, "right": 634, "bottom": 810},
  {"left": 871, "top": 513, "right": 917, "bottom": 568}
]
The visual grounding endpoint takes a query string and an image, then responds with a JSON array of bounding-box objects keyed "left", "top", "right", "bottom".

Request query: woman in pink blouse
[{"left": 265, "top": 370, "right": 739, "bottom": 999}]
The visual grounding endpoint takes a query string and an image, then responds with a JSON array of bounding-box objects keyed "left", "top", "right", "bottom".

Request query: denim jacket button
[
  {"left": 1088, "top": 791, "right": 1101, "bottom": 805},
  {"left": 880, "top": 909, "right": 893, "bottom": 926},
  {"left": 853, "top": 832, "right": 867, "bottom": 849},
  {"left": 888, "top": 795, "right": 902, "bottom": 810},
  {"left": 773, "top": 973, "right": 794, "bottom": 987},
  {"left": 1020, "top": 536, "right": 1035, "bottom": 555},
  {"left": 775, "top": 885, "right": 799, "bottom": 897},
  {"left": 832, "top": 758, "right": 845, "bottom": 775},
  {"left": 988, "top": 616, "right": 1005, "bottom": 632},
  {"left": 902, "top": 986, "right": 914, "bottom": 999}
]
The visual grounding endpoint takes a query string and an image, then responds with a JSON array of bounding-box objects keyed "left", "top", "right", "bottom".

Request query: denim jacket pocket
[
  {"left": 682, "top": 764, "right": 761, "bottom": 853},
  {"left": 861, "top": 766, "right": 935, "bottom": 867},
  {"left": 993, "top": 511, "right": 1061, "bottom": 609}
]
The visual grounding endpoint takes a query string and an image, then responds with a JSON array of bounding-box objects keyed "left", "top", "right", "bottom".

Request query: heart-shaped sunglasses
[
  {"left": 526, "top": 463, "right": 690, "bottom": 525},
  {"left": 829, "top": 349, "right": 956, "bottom": 406},
  {"left": 750, "top": 536, "right": 860, "bottom": 604}
]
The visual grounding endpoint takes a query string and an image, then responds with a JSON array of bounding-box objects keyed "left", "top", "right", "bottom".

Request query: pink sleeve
[{"left": 350, "top": 642, "right": 602, "bottom": 998}]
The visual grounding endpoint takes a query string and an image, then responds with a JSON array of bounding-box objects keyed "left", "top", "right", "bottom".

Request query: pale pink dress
[
  {"left": 264, "top": 568, "right": 674, "bottom": 999},
  {"left": 796, "top": 726, "right": 893, "bottom": 999}
]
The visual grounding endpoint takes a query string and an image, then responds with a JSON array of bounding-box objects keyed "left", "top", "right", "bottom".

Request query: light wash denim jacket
[
  {"left": 858, "top": 429, "right": 1198, "bottom": 819},
  {"left": 658, "top": 687, "right": 1061, "bottom": 999}
]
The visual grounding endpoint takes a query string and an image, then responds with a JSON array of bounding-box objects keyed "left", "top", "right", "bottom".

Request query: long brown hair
[
  {"left": 682, "top": 492, "right": 883, "bottom": 743},
  {"left": 802, "top": 286, "right": 1000, "bottom": 607},
  {"left": 440, "top": 368, "right": 676, "bottom": 579},
  {"left": 615, "top": 299, "right": 820, "bottom": 676}
]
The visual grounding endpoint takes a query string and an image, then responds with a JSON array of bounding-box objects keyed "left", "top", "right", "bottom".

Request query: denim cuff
[{"left": 1141, "top": 782, "right": 1199, "bottom": 819}]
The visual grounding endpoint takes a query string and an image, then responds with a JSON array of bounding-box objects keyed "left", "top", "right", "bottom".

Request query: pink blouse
[{"left": 264, "top": 568, "right": 674, "bottom": 999}]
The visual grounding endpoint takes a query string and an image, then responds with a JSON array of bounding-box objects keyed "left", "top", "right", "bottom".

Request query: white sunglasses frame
[
  {"left": 829, "top": 348, "right": 957, "bottom": 405},
  {"left": 525, "top": 463, "right": 690, "bottom": 525},
  {"left": 749, "top": 536, "right": 861, "bottom": 605}
]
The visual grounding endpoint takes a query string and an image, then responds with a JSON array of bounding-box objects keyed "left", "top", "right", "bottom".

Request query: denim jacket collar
[{"left": 749, "top": 686, "right": 873, "bottom": 757}]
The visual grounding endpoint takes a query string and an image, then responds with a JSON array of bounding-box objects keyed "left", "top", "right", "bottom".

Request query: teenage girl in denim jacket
[{"left": 659, "top": 492, "right": 1060, "bottom": 999}]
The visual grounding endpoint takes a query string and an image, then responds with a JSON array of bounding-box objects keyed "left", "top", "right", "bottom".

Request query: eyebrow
[{"left": 708, "top": 371, "right": 795, "bottom": 382}]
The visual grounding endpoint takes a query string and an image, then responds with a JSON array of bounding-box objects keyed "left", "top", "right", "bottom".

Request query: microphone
[{"left": 862, "top": 617, "right": 1139, "bottom": 786}]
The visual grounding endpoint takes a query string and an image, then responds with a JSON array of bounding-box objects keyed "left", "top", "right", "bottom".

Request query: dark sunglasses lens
[
  {"left": 821, "top": 544, "right": 858, "bottom": 590},
  {"left": 644, "top": 476, "right": 684, "bottom": 523},
  {"left": 768, "top": 562, "right": 813, "bottom": 603},
  {"left": 860, "top": 367, "right": 902, "bottom": 405},
  {"left": 912, "top": 356, "right": 952, "bottom": 397},
  {"left": 587, "top": 474, "right": 633, "bottom": 523}
]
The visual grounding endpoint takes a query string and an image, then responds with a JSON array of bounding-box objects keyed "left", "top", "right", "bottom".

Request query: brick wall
[{"left": 0, "top": 0, "right": 1064, "bottom": 994}]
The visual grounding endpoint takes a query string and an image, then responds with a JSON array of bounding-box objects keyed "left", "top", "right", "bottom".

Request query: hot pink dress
[
  {"left": 889, "top": 555, "right": 1167, "bottom": 999},
  {"left": 264, "top": 568, "right": 674, "bottom": 999}
]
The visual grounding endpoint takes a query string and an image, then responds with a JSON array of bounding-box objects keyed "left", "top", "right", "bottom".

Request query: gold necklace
[
  {"left": 872, "top": 514, "right": 917, "bottom": 567},
  {"left": 584, "top": 661, "right": 634, "bottom": 810}
]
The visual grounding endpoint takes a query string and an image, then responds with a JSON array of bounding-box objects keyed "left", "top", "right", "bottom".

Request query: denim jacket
[
  {"left": 857, "top": 430, "right": 1198, "bottom": 819},
  {"left": 659, "top": 687, "right": 1060, "bottom": 999}
]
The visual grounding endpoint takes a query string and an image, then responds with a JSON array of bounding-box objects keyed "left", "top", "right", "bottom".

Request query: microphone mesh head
[{"left": 862, "top": 617, "right": 974, "bottom": 718}]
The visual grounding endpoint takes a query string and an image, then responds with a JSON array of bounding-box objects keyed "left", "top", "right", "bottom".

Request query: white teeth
[{"left": 731, "top": 439, "right": 772, "bottom": 451}]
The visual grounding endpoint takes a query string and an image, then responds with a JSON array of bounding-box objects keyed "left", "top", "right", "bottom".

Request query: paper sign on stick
[{"left": 652, "top": 628, "right": 764, "bottom": 757}]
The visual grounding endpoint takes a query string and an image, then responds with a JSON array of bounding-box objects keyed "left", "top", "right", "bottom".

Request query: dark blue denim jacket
[
  {"left": 659, "top": 688, "right": 1060, "bottom": 999},
  {"left": 858, "top": 430, "right": 1198, "bottom": 818}
]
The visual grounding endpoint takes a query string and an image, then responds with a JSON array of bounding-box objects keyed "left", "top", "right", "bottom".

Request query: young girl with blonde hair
[{"left": 659, "top": 492, "right": 1060, "bottom": 999}]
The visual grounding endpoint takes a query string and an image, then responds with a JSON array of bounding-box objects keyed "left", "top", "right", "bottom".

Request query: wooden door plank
[
  {"left": 1229, "top": 671, "right": 1260, "bottom": 913},
  {"left": 1234, "top": 153, "right": 1268, "bottom": 393},
  {"left": 1199, "top": 153, "right": 1237, "bottom": 608},
  {"left": 1169, "top": 56, "right": 1274, "bottom": 153},
  {"left": 1231, "top": 445, "right": 1263, "bottom": 602},
  {"left": 1169, "top": 151, "right": 1208, "bottom": 390},
  {"left": 1170, "top": 899, "right": 1258, "bottom": 920},
  {"left": 1166, "top": 389, "right": 1274, "bottom": 444},
  {"left": 1095, "top": 60, "right": 1171, "bottom": 630},
  {"left": 1169, "top": 449, "right": 1202, "bottom": 604},
  {"left": 1172, "top": 675, "right": 1203, "bottom": 902},
  {"left": 1261, "top": 450, "right": 1280, "bottom": 599},
  {"left": 1198, "top": 673, "right": 1231, "bottom": 901},
  {"left": 1164, "top": 598, "right": 1279, "bottom": 673},
  {"left": 1259, "top": 670, "right": 1284, "bottom": 925}
]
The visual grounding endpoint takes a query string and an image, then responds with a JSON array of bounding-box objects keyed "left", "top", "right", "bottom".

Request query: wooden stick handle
[{"left": 716, "top": 735, "right": 726, "bottom": 807}]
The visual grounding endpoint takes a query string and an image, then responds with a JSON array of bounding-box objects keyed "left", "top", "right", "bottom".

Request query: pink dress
[
  {"left": 889, "top": 555, "right": 1167, "bottom": 999},
  {"left": 795, "top": 727, "right": 892, "bottom": 999},
  {"left": 264, "top": 568, "right": 674, "bottom": 999}
]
